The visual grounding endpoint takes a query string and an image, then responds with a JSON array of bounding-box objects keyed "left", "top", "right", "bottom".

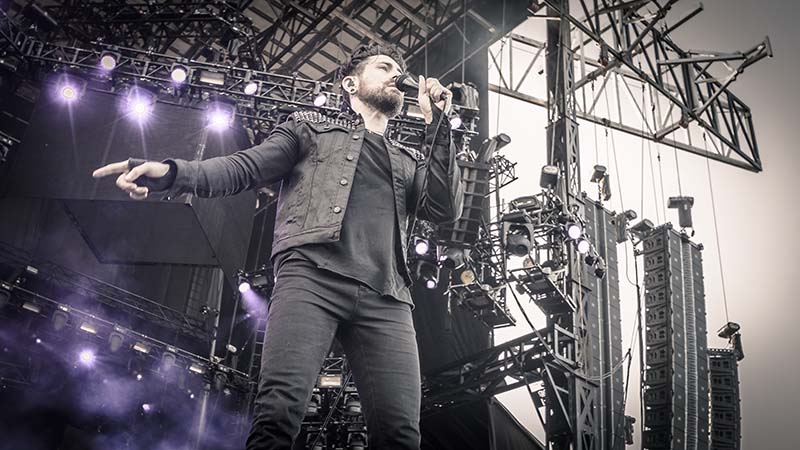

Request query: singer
[{"left": 92, "top": 44, "right": 463, "bottom": 449}]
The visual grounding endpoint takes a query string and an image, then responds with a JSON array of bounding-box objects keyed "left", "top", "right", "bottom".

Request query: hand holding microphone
[{"left": 394, "top": 73, "right": 452, "bottom": 124}]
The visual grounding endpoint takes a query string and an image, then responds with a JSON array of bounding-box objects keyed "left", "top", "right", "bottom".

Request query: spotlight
[
  {"left": 60, "top": 85, "right": 78, "bottom": 101},
  {"left": 594, "top": 257, "right": 606, "bottom": 279},
  {"left": 161, "top": 351, "right": 177, "bottom": 371},
  {"left": 413, "top": 237, "right": 431, "bottom": 256},
  {"left": 53, "top": 305, "right": 69, "bottom": 331},
  {"left": 717, "top": 321, "right": 741, "bottom": 339},
  {"left": 630, "top": 219, "right": 655, "bottom": 238},
  {"left": 414, "top": 260, "right": 440, "bottom": 289},
  {"left": 440, "top": 247, "right": 465, "bottom": 270},
  {"left": 99, "top": 51, "right": 120, "bottom": 71},
  {"left": 449, "top": 114, "right": 463, "bottom": 129},
  {"left": 108, "top": 331, "right": 124, "bottom": 352},
  {"left": 668, "top": 196, "right": 695, "bottom": 229},
  {"left": 614, "top": 210, "right": 638, "bottom": 243},
  {"left": 584, "top": 251, "right": 598, "bottom": 266},
  {"left": 141, "top": 403, "right": 154, "bottom": 413},
  {"left": 502, "top": 211, "right": 533, "bottom": 257},
  {"left": 78, "top": 349, "right": 96, "bottom": 366},
  {"left": 35, "top": 338, "right": 42, "bottom": 344},
  {"left": 565, "top": 222, "right": 582, "bottom": 239},
  {"left": 575, "top": 238, "right": 591, "bottom": 254},
  {"left": 136, "top": 373, "right": 143, "bottom": 381},
  {"left": 457, "top": 267, "right": 476, "bottom": 284},
  {"left": 243, "top": 81, "right": 258, "bottom": 95},
  {"left": 313, "top": 93, "right": 328, "bottom": 107},
  {"left": 188, "top": 363, "right": 205, "bottom": 375},
  {"left": 590, "top": 164, "right": 607, "bottom": 183},
  {"left": 238, "top": 281, "right": 251, "bottom": 293},
  {"left": 206, "top": 100, "right": 236, "bottom": 131},
  {"left": 540, "top": 165, "right": 559, "bottom": 189},
  {"left": 124, "top": 86, "right": 157, "bottom": 123},
  {"left": 475, "top": 133, "right": 511, "bottom": 163},
  {"left": 170, "top": 64, "right": 189, "bottom": 84}
]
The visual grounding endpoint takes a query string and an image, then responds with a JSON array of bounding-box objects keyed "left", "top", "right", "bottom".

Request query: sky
[{"left": 483, "top": 1, "right": 800, "bottom": 448}]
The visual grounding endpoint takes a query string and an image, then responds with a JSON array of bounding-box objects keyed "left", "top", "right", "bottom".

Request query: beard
[{"left": 356, "top": 83, "right": 403, "bottom": 117}]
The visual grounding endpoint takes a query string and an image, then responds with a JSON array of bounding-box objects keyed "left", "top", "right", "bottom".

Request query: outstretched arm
[{"left": 92, "top": 117, "right": 301, "bottom": 200}]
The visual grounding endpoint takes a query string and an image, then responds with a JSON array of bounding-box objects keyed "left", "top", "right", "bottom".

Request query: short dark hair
[{"left": 337, "top": 43, "right": 407, "bottom": 107}]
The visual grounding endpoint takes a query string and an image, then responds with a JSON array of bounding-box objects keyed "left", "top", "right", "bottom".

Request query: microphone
[{"left": 393, "top": 73, "right": 449, "bottom": 102}]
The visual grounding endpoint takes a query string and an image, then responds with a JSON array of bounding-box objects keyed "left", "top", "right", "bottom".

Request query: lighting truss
[
  {"left": 422, "top": 323, "right": 576, "bottom": 415},
  {"left": 490, "top": 1, "right": 770, "bottom": 172},
  {"left": 0, "top": 7, "right": 480, "bottom": 148},
  {"left": 0, "top": 241, "right": 209, "bottom": 342}
]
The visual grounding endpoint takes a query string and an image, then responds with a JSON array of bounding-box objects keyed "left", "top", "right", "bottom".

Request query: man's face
[{"left": 353, "top": 55, "right": 404, "bottom": 117}]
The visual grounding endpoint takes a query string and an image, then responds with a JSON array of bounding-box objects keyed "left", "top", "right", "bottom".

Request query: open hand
[{"left": 92, "top": 159, "right": 170, "bottom": 200}]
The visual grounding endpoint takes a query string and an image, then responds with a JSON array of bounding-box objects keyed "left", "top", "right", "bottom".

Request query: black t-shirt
[{"left": 275, "top": 130, "right": 411, "bottom": 305}]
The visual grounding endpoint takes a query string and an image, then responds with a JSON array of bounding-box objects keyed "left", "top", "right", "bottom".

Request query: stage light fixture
[
  {"left": 590, "top": 164, "right": 607, "bottom": 183},
  {"left": 238, "top": 281, "right": 251, "bottom": 293},
  {"left": 52, "top": 74, "right": 86, "bottom": 103},
  {"left": 414, "top": 260, "right": 440, "bottom": 289},
  {"left": 136, "top": 373, "right": 143, "bottom": 381},
  {"left": 717, "top": 321, "right": 741, "bottom": 339},
  {"left": 188, "top": 362, "right": 205, "bottom": 375},
  {"left": 614, "top": 210, "right": 638, "bottom": 243},
  {"left": 565, "top": 222, "right": 582, "bottom": 239},
  {"left": 594, "top": 257, "right": 606, "bottom": 279},
  {"left": 170, "top": 64, "right": 189, "bottom": 84},
  {"left": 206, "top": 99, "right": 236, "bottom": 131},
  {"left": 313, "top": 93, "right": 328, "bottom": 107},
  {"left": 99, "top": 51, "right": 120, "bottom": 71},
  {"left": 108, "top": 331, "right": 124, "bottom": 352},
  {"left": 133, "top": 341, "right": 150, "bottom": 354},
  {"left": 79, "top": 321, "right": 98, "bottom": 334},
  {"left": 540, "top": 165, "right": 559, "bottom": 189},
  {"left": 502, "top": 211, "right": 534, "bottom": 257},
  {"left": 413, "top": 237, "right": 431, "bottom": 256},
  {"left": 21, "top": 301, "right": 41, "bottom": 314},
  {"left": 307, "top": 393, "right": 321, "bottom": 415},
  {"left": 243, "top": 81, "right": 258, "bottom": 95},
  {"left": 458, "top": 267, "right": 476, "bottom": 284},
  {"left": 575, "top": 238, "right": 591, "bottom": 254},
  {"left": 123, "top": 86, "right": 157, "bottom": 123},
  {"left": 449, "top": 114, "right": 463, "bottom": 129},
  {"left": 344, "top": 394, "right": 362, "bottom": 415},
  {"left": 630, "top": 218, "right": 655, "bottom": 238},
  {"left": 35, "top": 338, "right": 42, "bottom": 344},
  {"left": 198, "top": 69, "right": 225, "bottom": 86},
  {"left": 161, "top": 350, "right": 177, "bottom": 371},
  {"left": 141, "top": 403, "right": 154, "bottom": 413},
  {"left": 318, "top": 374, "right": 342, "bottom": 388},
  {"left": 78, "top": 349, "right": 96, "bottom": 366},
  {"left": 348, "top": 432, "right": 367, "bottom": 450},
  {"left": 440, "top": 247, "right": 465, "bottom": 270}
]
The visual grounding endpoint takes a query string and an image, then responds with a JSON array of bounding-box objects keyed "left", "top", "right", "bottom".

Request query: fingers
[
  {"left": 124, "top": 164, "right": 147, "bottom": 182},
  {"left": 92, "top": 161, "right": 129, "bottom": 178},
  {"left": 115, "top": 172, "right": 149, "bottom": 199}
]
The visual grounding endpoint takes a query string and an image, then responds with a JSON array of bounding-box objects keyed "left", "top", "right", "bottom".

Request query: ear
[{"left": 341, "top": 76, "right": 357, "bottom": 93}]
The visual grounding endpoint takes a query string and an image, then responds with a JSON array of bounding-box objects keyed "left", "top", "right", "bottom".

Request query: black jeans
[{"left": 245, "top": 256, "right": 421, "bottom": 450}]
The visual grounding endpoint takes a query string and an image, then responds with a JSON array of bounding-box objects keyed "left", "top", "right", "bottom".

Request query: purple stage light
[
  {"left": 60, "top": 85, "right": 78, "bottom": 102},
  {"left": 208, "top": 110, "right": 232, "bottom": 131},
  {"left": 79, "top": 349, "right": 96, "bottom": 366},
  {"left": 136, "top": 373, "right": 143, "bottom": 381},
  {"left": 238, "top": 281, "right": 251, "bottom": 293},
  {"left": 425, "top": 279, "right": 437, "bottom": 289},
  {"left": 35, "top": 338, "right": 42, "bottom": 344},
  {"left": 141, "top": 403, "right": 153, "bottom": 413}
]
